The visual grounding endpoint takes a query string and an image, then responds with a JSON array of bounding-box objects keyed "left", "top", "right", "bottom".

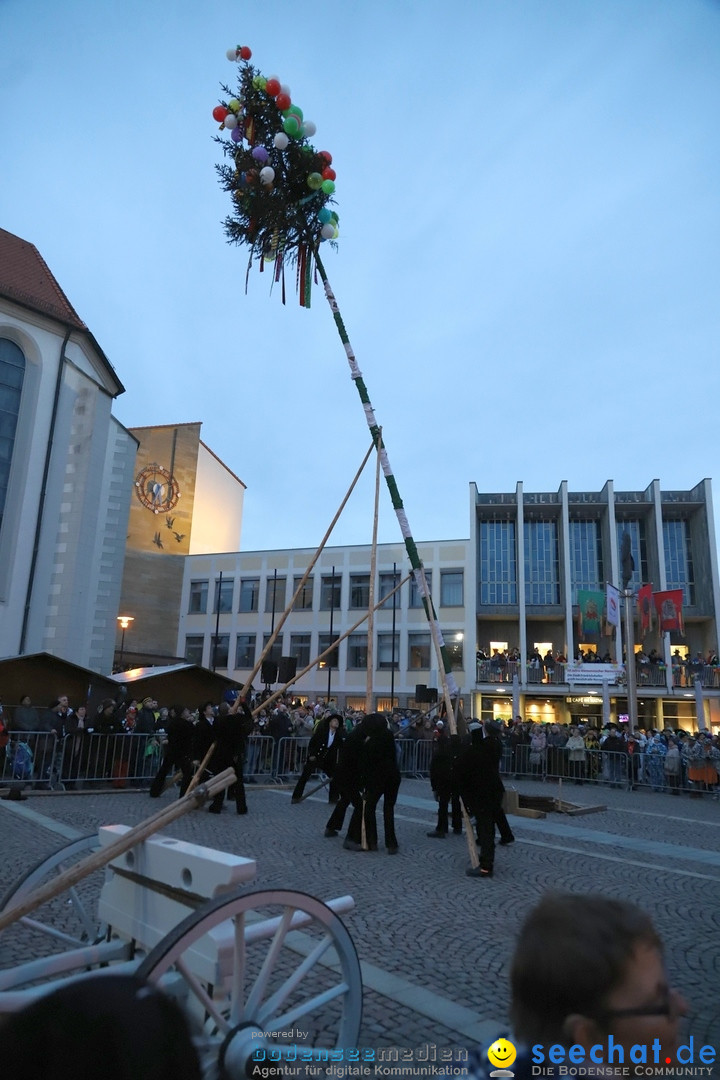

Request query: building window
[
  {"left": 408, "top": 632, "right": 431, "bottom": 669},
  {"left": 444, "top": 631, "right": 464, "bottom": 671},
  {"left": 480, "top": 519, "right": 517, "bottom": 605},
  {"left": 440, "top": 570, "right": 463, "bottom": 607},
  {"left": 347, "top": 633, "right": 368, "bottom": 669},
  {"left": 239, "top": 578, "right": 259, "bottom": 613},
  {"left": 615, "top": 520, "right": 648, "bottom": 589},
  {"left": 188, "top": 580, "right": 208, "bottom": 614},
  {"left": 265, "top": 576, "right": 287, "bottom": 614},
  {"left": 320, "top": 574, "right": 342, "bottom": 610},
  {"left": 524, "top": 520, "right": 560, "bottom": 605},
  {"left": 409, "top": 570, "right": 432, "bottom": 608},
  {"left": 262, "top": 634, "right": 284, "bottom": 665},
  {"left": 210, "top": 634, "right": 230, "bottom": 668},
  {"left": 317, "top": 633, "right": 339, "bottom": 669},
  {"left": 292, "top": 575, "right": 314, "bottom": 610},
  {"left": 214, "top": 577, "right": 234, "bottom": 613},
  {"left": 663, "top": 519, "right": 695, "bottom": 605},
  {"left": 235, "top": 633, "right": 256, "bottom": 668},
  {"left": 349, "top": 574, "right": 370, "bottom": 610},
  {"left": 184, "top": 635, "right": 205, "bottom": 665},
  {"left": 377, "top": 632, "right": 399, "bottom": 670},
  {"left": 569, "top": 520, "right": 603, "bottom": 604},
  {"left": 290, "top": 633, "right": 311, "bottom": 669},
  {"left": 0, "top": 338, "right": 25, "bottom": 530},
  {"left": 379, "top": 570, "right": 401, "bottom": 609}
]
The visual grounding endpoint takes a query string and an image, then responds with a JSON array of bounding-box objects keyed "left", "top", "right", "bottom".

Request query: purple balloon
[
  {"left": 252, "top": 145, "right": 269, "bottom": 163},
  {"left": 230, "top": 126, "right": 243, "bottom": 143}
]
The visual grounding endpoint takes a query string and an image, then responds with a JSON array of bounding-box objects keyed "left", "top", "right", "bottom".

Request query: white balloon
[
  {"left": 226, "top": 47, "right": 239, "bottom": 61},
  {"left": 273, "top": 132, "right": 289, "bottom": 150},
  {"left": 302, "top": 121, "right": 316, "bottom": 137},
  {"left": 280, "top": 83, "right": 291, "bottom": 96},
  {"left": 259, "top": 166, "right": 275, "bottom": 184},
  {"left": 321, "top": 223, "right": 335, "bottom": 239},
  {"left": 223, "top": 113, "right": 238, "bottom": 129}
]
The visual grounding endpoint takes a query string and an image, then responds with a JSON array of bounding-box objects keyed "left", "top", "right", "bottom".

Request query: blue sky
[{"left": 3, "top": 0, "right": 720, "bottom": 552}]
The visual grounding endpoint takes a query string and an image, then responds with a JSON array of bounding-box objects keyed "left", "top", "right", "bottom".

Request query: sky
[{"left": 2, "top": 0, "right": 720, "bottom": 553}]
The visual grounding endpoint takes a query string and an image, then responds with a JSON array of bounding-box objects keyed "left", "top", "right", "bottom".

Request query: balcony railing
[{"left": 476, "top": 660, "right": 720, "bottom": 690}]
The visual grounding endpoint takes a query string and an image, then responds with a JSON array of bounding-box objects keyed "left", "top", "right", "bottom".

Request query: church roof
[{"left": 0, "top": 228, "right": 87, "bottom": 329}]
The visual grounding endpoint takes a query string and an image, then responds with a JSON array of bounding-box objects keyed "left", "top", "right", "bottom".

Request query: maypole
[{"left": 211, "top": 44, "right": 461, "bottom": 735}]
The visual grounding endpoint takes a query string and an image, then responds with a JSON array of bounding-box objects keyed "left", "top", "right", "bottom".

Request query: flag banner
[
  {"left": 606, "top": 584, "right": 620, "bottom": 629},
  {"left": 578, "top": 589, "right": 604, "bottom": 637},
  {"left": 637, "top": 584, "right": 653, "bottom": 636},
  {"left": 654, "top": 589, "right": 684, "bottom": 634}
]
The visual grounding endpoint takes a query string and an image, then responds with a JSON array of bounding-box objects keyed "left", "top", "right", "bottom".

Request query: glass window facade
[
  {"left": 188, "top": 580, "right": 208, "bottom": 614},
  {"left": 210, "top": 634, "right": 230, "bottom": 668},
  {"left": 569, "top": 520, "right": 603, "bottom": 603},
  {"left": 184, "top": 635, "right": 204, "bottom": 665},
  {"left": 480, "top": 520, "right": 517, "bottom": 604},
  {"left": 444, "top": 630, "right": 464, "bottom": 671},
  {"left": 346, "top": 633, "right": 368, "bottom": 669},
  {"left": 235, "top": 633, "right": 256, "bottom": 668},
  {"left": 265, "top": 576, "right": 286, "bottom": 614},
  {"left": 214, "top": 577, "right": 234, "bottom": 613},
  {"left": 262, "top": 634, "right": 284, "bottom": 665},
  {"left": 524, "top": 520, "right": 560, "bottom": 605},
  {"left": 440, "top": 570, "right": 463, "bottom": 606},
  {"left": 317, "top": 633, "right": 339, "bottom": 668},
  {"left": 408, "top": 632, "right": 431, "bottom": 670},
  {"left": 289, "top": 633, "right": 311, "bottom": 669},
  {"left": 320, "top": 574, "right": 342, "bottom": 610},
  {"left": 379, "top": 570, "right": 401, "bottom": 609},
  {"left": 409, "top": 570, "right": 432, "bottom": 608},
  {"left": 616, "top": 520, "right": 648, "bottom": 588},
  {"left": 238, "top": 578, "right": 259, "bottom": 613},
  {"left": 0, "top": 338, "right": 25, "bottom": 530},
  {"left": 349, "top": 574, "right": 370, "bottom": 610},
  {"left": 663, "top": 519, "right": 695, "bottom": 604},
  {"left": 377, "top": 633, "right": 399, "bottom": 670},
  {"left": 292, "top": 575, "right": 314, "bottom": 610}
]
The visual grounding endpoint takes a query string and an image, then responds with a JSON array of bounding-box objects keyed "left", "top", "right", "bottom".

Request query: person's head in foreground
[
  {"left": 1, "top": 973, "right": 202, "bottom": 1080},
  {"left": 510, "top": 893, "right": 688, "bottom": 1073}
]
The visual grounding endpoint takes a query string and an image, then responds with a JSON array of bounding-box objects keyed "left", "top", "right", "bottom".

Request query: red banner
[
  {"left": 637, "top": 584, "right": 653, "bottom": 636},
  {"left": 653, "top": 589, "right": 684, "bottom": 634}
]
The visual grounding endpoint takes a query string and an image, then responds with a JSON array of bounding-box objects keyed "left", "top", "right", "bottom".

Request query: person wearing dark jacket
[
  {"left": 291, "top": 713, "right": 345, "bottom": 802},
  {"left": 427, "top": 722, "right": 462, "bottom": 837},
  {"left": 344, "top": 713, "right": 401, "bottom": 854},
  {"left": 149, "top": 706, "right": 196, "bottom": 798},
  {"left": 194, "top": 699, "right": 251, "bottom": 814},
  {"left": 455, "top": 720, "right": 506, "bottom": 878},
  {"left": 324, "top": 720, "right": 366, "bottom": 839}
]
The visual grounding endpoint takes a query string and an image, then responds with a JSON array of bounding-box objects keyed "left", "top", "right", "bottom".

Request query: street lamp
[{"left": 116, "top": 615, "right": 134, "bottom": 670}]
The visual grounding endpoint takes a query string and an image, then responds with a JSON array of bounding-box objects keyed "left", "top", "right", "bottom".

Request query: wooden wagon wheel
[
  {"left": 0, "top": 835, "right": 105, "bottom": 950},
  {"left": 135, "top": 888, "right": 363, "bottom": 1078}
]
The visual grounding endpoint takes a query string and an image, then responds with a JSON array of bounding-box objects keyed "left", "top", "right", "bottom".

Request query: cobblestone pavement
[{"left": 1, "top": 776, "right": 719, "bottom": 1062}]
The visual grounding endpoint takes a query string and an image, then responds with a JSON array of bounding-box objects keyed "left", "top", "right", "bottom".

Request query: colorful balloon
[
  {"left": 283, "top": 104, "right": 303, "bottom": 121},
  {"left": 223, "top": 113, "right": 238, "bottom": 129},
  {"left": 273, "top": 132, "right": 289, "bottom": 150},
  {"left": 252, "top": 146, "right": 269, "bottom": 163},
  {"left": 239, "top": 45, "right": 252, "bottom": 60},
  {"left": 212, "top": 105, "right": 228, "bottom": 123},
  {"left": 322, "top": 166, "right": 336, "bottom": 181},
  {"left": 230, "top": 127, "right": 243, "bottom": 143},
  {"left": 302, "top": 120, "right": 316, "bottom": 137},
  {"left": 280, "top": 83, "right": 291, "bottom": 96},
  {"left": 265, "top": 77, "right": 281, "bottom": 97},
  {"left": 307, "top": 172, "right": 323, "bottom": 190},
  {"left": 227, "top": 98, "right": 242, "bottom": 113},
  {"left": 226, "top": 47, "right": 239, "bottom": 61},
  {"left": 275, "top": 92, "right": 291, "bottom": 111},
  {"left": 318, "top": 207, "right": 332, "bottom": 224},
  {"left": 321, "top": 179, "right": 335, "bottom": 194},
  {"left": 320, "top": 223, "right": 335, "bottom": 239},
  {"left": 283, "top": 115, "right": 301, "bottom": 137},
  {"left": 318, "top": 150, "right": 333, "bottom": 165},
  {"left": 259, "top": 166, "right": 275, "bottom": 185}
]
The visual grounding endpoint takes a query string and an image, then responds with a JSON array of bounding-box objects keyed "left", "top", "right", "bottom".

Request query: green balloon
[
  {"left": 282, "top": 105, "right": 303, "bottom": 121},
  {"left": 307, "top": 172, "right": 323, "bottom": 190},
  {"left": 321, "top": 179, "right": 335, "bottom": 195},
  {"left": 283, "top": 115, "right": 301, "bottom": 137}
]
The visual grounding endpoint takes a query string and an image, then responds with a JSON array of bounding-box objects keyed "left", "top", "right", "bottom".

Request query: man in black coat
[
  {"left": 455, "top": 720, "right": 507, "bottom": 878},
  {"left": 149, "top": 705, "right": 196, "bottom": 798},
  {"left": 427, "top": 722, "right": 462, "bottom": 837},
  {"left": 291, "top": 713, "right": 345, "bottom": 802},
  {"left": 344, "top": 713, "right": 401, "bottom": 854},
  {"left": 195, "top": 699, "right": 252, "bottom": 814},
  {"left": 324, "top": 720, "right": 366, "bottom": 840}
]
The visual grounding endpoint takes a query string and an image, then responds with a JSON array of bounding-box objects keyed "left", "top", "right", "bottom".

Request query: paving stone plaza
[{"left": 1, "top": 777, "right": 719, "bottom": 1064}]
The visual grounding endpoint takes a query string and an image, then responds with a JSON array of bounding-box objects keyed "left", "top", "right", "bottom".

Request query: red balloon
[
  {"left": 213, "top": 105, "right": 228, "bottom": 122},
  {"left": 275, "top": 92, "right": 291, "bottom": 111},
  {"left": 239, "top": 45, "right": 252, "bottom": 60},
  {"left": 318, "top": 150, "right": 333, "bottom": 165},
  {"left": 322, "top": 166, "right": 336, "bottom": 181},
  {"left": 265, "top": 77, "right": 281, "bottom": 97}
]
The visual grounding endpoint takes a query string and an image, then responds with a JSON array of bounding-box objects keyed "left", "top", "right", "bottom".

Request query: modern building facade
[
  {"left": 177, "top": 479, "right": 720, "bottom": 731},
  {"left": 0, "top": 228, "right": 136, "bottom": 673}
]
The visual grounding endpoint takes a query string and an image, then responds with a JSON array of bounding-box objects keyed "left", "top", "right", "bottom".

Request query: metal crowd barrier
[
  {"left": 244, "top": 735, "right": 276, "bottom": 782},
  {"left": 1, "top": 731, "right": 163, "bottom": 790}
]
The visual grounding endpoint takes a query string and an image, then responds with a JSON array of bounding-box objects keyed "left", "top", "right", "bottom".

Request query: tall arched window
[{"left": 0, "top": 338, "right": 26, "bottom": 529}]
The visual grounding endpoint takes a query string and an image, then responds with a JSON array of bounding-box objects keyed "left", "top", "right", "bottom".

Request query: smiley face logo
[{"left": 487, "top": 1039, "right": 517, "bottom": 1070}]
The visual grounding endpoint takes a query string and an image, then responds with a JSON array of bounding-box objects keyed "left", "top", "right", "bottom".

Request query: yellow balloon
[{"left": 487, "top": 1039, "right": 517, "bottom": 1070}]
